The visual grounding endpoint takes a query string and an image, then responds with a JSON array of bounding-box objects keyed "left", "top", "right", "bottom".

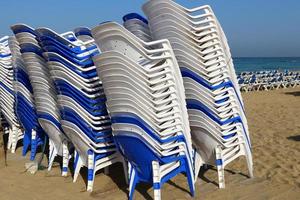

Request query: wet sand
[{"left": 0, "top": 87, "right": 300, "bottom": 200}]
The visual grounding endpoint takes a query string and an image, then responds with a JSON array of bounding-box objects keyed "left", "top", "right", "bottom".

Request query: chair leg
[
  {"left": 246, "top": 156, "right": 254, "bottom": 178},
  {"left": 215, "top": 146, "right": 225, "bottom": 189},
  {"left": 62, "top": 140, "right": 69, "bottom": 177},
  {"left": 244, "top": 146, "right": 254, "bottom": 178},
  {"left": 283, "top": 84, "right": 286, "bottom": 89},
  {"left": 17, "top": 128, "right": 23, "bottom": 139},
  {"left": 185, "top": 159, "right": 195, "bottom": 197},
  {"left": 11, "top": 126, "right": 17, "bottom": 153},
  {"left": 22, "top": 131, "right": 31, "bottom": 156},
  {"left": 87, "top": 149, "right": 95, "bottom": 192},
  {"left": 152, "top": 161, "right": 161, "bottom": 200},
  {"left": 194, "top": 150, "right": 203, "bottom": 182},
  {"left": 7, "top": 127, "right": 12, "bottom": 150},
  {"left": 73, "top": 152, "right": 82, "bottom": 183},
  {"left": 122, "top": 159, "right": 129, "bottom": 185},
  {"left": 265, "top": 86, "right": 268, "bottom": 91},
  {"left": 14, "top": 127, "right": 23, "bottom": 152},
  {"left": 257, "top": 85, "right": 261, "bottom": 91},
  {"left": 128, "top": 166, "right": 138, "bottom": 200},
  {"left": 30, "top": 129, "right": 37, "bottom": 161},
  {"left": 48, "top": 140, "right": 57, "bottom": 171},
  {"left": 73, "top": 150, "right": 78, "bottom": 172},
  {"left": 128, "top": 162, "right": 132, "bottom": 180}
]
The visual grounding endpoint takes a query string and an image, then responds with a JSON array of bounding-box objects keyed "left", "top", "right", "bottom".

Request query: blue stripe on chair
[
  {"left": 181, "top": 67, "right": 245, "bottom": 113},
  {"left": 0, "top": 81, "right": 14, "bottom": 94},
  {"left": 38, "top": 113, "right": 63, "bottom": 131},
  {"left": 187, "top": 99, "right": 251, "bottom": 149},
  {"left": 11, "top": 24, "right": 37, "bottom": 36},
  {"left": 111, "top": 113, "right": 186, "bottom": 144},
  {"left": 20, "top": 43, "right": 44, "bottom": 58},
  {"left": 123, "top": 13, "right": 149, "bottom": 24},
  {"left": 215, "top": 159, "right": 223, "bottom": 166},
  {"left": 74, "top": 27, "right": 93, "bottom": 38}
]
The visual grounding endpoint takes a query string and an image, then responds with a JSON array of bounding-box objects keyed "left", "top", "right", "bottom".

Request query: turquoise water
[{"left": 233, "top": 57, "right": 300, "bottom": 73}]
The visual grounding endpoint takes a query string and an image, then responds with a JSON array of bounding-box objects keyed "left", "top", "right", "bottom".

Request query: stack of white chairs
[
  {"left": 0, "top": 36, "right": 23, "bottom": 153},
  {"left": 36, "top": 27, "right": 127, "bottom": 191},
  {"left": 8, "top": 36, "right": 46, "bottom": 160},
  {"left": 92, "top": 22, "right": 195, "bottom": 200},
  {"left": 143, "top": 0, "right": 253, "bottom": 188},
  {"left": 123, "top": 13, "right": 152, "bottom": 42},
  {"left": 11, "top": 24, "right": 70, "bottom": 175}
]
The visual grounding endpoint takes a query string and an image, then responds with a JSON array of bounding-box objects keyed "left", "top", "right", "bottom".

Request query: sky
[{"left": 1, "top": 0, "right": 300, "bottom": 57}]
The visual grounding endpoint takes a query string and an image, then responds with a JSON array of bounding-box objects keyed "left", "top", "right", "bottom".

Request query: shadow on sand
[
  {"left": 1, "top": 132, "right": 8, "bottom": 166},
  {"left": 287, "top": 135, "right": 300, "bottom": 141},
  {"left": 198, "top": 165, "right": 250, "bottom": 187},
  {"left": 90, "top": 163, "right": 193, "bottom": 199},
  {"left": 285, "top": 91, "right": 300, "bottom": 96}
]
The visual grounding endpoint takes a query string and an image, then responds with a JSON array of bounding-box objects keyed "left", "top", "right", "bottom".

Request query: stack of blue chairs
[
  {"left": 92, "top": 22, "right": 195, "bottom": 200},
  {"left": 8, "top": 36, "right": 45, "bottom": 160},
  {"left": 11, "top": 24, "right": 70, "bottom": 175},
  {"left": 36, "top": 27, "right": 126, "bottom": 191},
  {"left": 0, "top": 36, "right": 23, "bottom": 153}
]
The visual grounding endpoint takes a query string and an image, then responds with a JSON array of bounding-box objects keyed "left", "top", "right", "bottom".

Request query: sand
[{"left": 0, "top": 87, "right": 300, "bottom": 200}]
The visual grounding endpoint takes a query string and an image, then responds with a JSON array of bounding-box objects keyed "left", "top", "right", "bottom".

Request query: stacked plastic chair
[
  {"left": 11, "top": 24, "right": 70, "bottom": 175},
  {"left": 123, "top": 13, "right": 152, "bottom": 42},
  {"left": 92, "top": 22, "right": 195, "bottom": 200},
  {"left": 237, "top": 70, "right": 300, "bottom": 92},
  {"left": 36, "top": 27, "right": 127, "bottom": 191},
  {"left": 143, "top": 0, "right": 253, "bottom": 188},
  {"left": 0, "top": 36, "right": 23, "bottom": 153},
  {"left": 8, "top": 36, "right": 46, "bottom": 160}
]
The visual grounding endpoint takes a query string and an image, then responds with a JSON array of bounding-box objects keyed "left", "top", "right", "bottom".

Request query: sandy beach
[{"left": 0, "top": 87, "right": 300, "bottom": 200}]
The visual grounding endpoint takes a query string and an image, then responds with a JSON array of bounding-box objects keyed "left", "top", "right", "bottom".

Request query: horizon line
[{"left": 233, "top": 56, "right": 300, "bottom": 58}]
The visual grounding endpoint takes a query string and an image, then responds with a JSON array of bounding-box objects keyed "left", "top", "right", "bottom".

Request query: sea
[{"left": 233, "top": 57, "right": 300, "bottom": 74}]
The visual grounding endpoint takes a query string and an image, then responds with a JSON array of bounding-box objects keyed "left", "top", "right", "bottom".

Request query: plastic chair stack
[
  {"left": 92, "top": 22, "right": 195, "bottom": 200},
  {"left": 123, "top": 13, "right": 152, "bottom": 42},
  {"left": 11, "top": 24, "right": 70, "bottom": 175},
  {"left": 8, "top": 36, "right": 45, "bottom": 160},
  {"left": 143, "top": 0, "right": 253, "bottom": 188},
  {"left": 0, "top": 36, "right": 23, "bottom": 153},
  {"left": 37, "top": 27, "right": 126, "bottom": 191}
]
